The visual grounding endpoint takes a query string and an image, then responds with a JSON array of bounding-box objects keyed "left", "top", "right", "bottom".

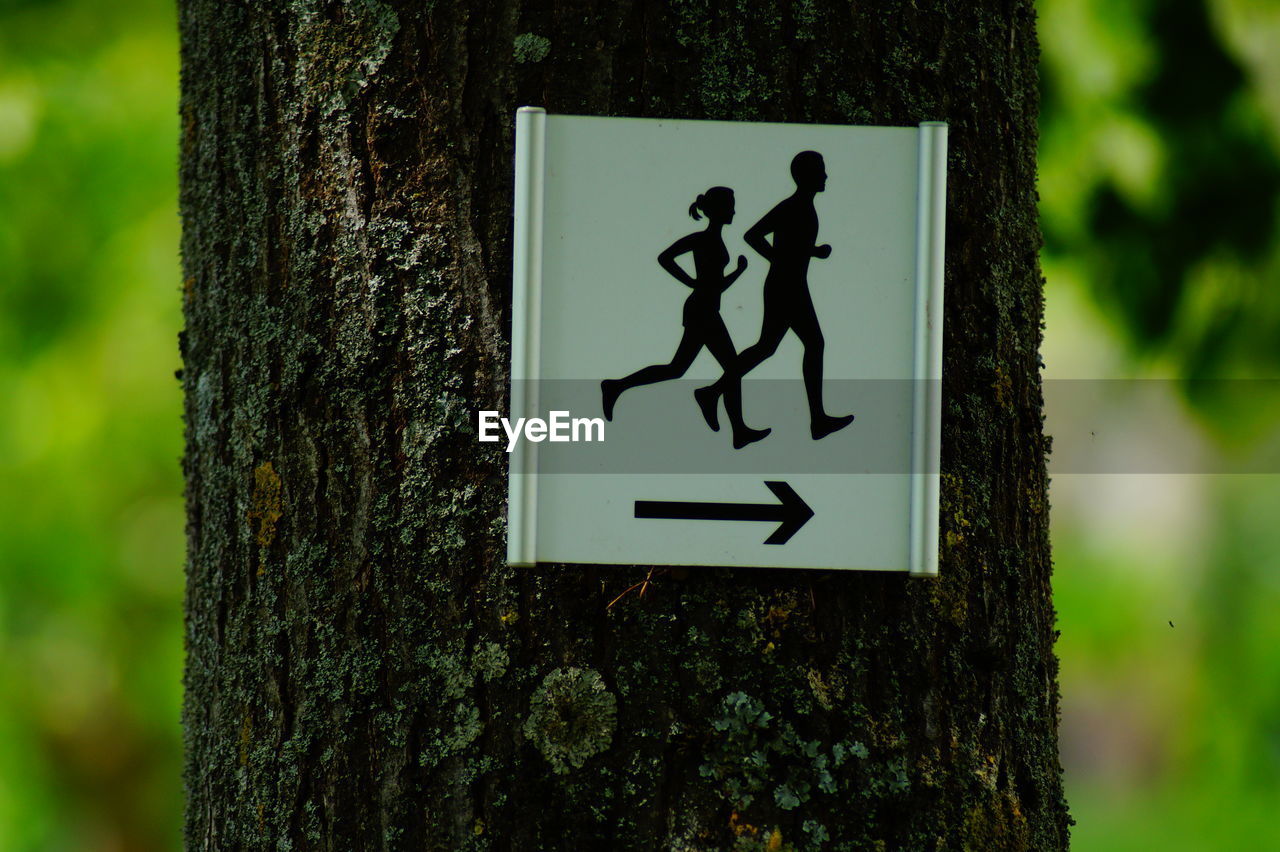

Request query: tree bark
[{"left": 179, "top": 2, "right": 1066, "bottom": 849}]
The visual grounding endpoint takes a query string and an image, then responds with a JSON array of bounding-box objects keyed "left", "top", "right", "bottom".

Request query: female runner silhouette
[{"left": 601, "top": 187, "right": 770, "bottom": 449}]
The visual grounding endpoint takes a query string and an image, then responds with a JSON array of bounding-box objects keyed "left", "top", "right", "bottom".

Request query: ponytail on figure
[
  {"left": 689, "top": 186, "right": 734, "bottom": 223},
  {"left": 688, "top": 194, "right": 706, "bottom": 220}
]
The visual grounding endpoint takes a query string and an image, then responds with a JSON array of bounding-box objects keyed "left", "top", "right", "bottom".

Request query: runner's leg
[
  {"left": 603, "top": 330, "right": 702, "bottom": 421},
  {"left": 704, "top": 316, "right": 770, "bottom": 447},
  {"left": 792, "top": 291, "right": 853, "bottom": 438}
]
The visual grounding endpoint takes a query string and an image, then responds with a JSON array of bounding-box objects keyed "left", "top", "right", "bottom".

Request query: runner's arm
[
  {"left": 721, "top": 255, "right": 749, "bottom": 291},
  {"left": 657, "top": 234, "right": 701, "bottom": 289},
  {"left": 744, "top": 206, "right": 781, "bottom": 262}
]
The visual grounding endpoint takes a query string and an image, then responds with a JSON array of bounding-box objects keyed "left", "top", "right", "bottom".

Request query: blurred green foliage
[
  {"left": 1041, "top": 0, "right": 1280, "bottom": 848},
  {"left": 0, "top": 0, "right": 1277, "bottom": 848},
  {"left": 1051, "top": 474, "right": 1280, "bottom": 851},
  {"left": 1041, "top": 0, "right": 1280, "bottom": 383},
  {"left": 0, "top": 0, "right": 183, "bottom": 849}
]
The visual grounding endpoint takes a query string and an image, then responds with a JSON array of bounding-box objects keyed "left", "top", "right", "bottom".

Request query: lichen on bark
[{"left": 523, "top": 667, "right": 618, "bottom": 775}]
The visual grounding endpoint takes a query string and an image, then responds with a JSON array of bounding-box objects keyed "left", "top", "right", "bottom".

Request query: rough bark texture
[{"left": 179, "top": 2, "right": 1065, "bottom": 849}]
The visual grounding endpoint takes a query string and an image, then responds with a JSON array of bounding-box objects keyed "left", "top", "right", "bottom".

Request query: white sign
[{"left": 506, "top": 108, "right": 945, "bottom": 574}]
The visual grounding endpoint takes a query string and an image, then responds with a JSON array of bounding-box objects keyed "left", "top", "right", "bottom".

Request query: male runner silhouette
[{"left": 696, "top": 150, "right": 854, "bottom": 441}]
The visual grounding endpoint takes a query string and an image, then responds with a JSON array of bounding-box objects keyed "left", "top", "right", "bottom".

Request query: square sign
[{"left": 506, "top": 108, "right": 945, "bottom": 574}]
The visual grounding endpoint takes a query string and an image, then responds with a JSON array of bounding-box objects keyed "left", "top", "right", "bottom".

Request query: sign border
[{"left": 506, "top": 107, "right": 947, "bottom": 575}]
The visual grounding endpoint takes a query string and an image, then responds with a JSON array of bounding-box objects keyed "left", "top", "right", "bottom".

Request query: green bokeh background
[{"left": 1, "top": 0, "right": 1277, "bottom": 848}]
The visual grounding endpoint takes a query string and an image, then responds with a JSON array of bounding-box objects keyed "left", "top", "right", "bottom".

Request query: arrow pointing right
[{"left": 634, "top": 480, "right": 815, "bottom": 545}]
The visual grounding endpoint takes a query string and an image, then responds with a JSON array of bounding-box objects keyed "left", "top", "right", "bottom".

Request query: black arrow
[{"left": 634, "top": 481, "right": 814, "bottom": 545}]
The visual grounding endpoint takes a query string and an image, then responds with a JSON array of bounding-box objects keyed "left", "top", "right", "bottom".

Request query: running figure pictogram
[
  {"left": 602, "top": 187, "right": 771, "bottom": 449},
  {"left": 696, "top": 151, "right": 854, "bottom": 442}
]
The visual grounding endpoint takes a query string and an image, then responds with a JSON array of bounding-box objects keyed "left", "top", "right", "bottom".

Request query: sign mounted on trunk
[{"left": 505, "top": 108, "right": 946, "bottom": 574}]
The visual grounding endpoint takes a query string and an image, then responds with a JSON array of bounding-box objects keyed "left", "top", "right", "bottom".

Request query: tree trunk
[{"left": 179, "top": 2, "right": 1065, "bottom": 849}]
